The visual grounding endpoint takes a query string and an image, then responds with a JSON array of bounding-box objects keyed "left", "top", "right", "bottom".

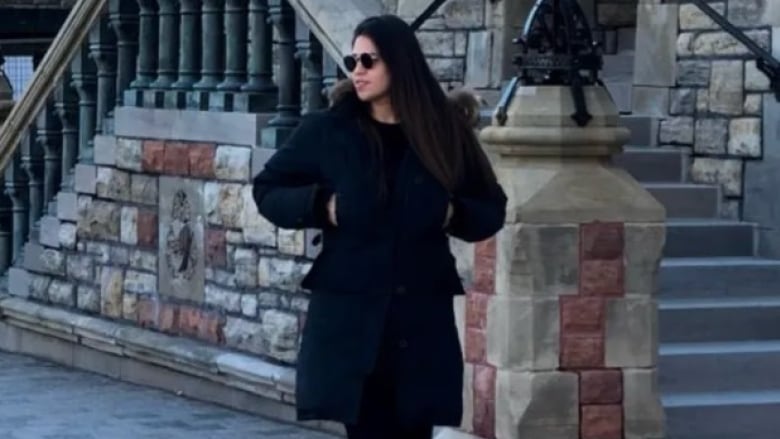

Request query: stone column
[
  {"left": 150, "top": 0, "right": 180, "bottom": 93},
  {"left": 446, "top": 85, "right": 666, "bottom": 439},
  {"left": 262, "top": 0, "right": 300, "bottom": 147},
  {"left": 109, "top": 0, "right": 140, "bottom": 107},
  {"left": 170, "top": 0, "right": 201, "bottom": 108},
  {"left": 190, "top": 0, "right": 224, "bottom": 109},
  {"left": 89, "top": 15, "right": 118, "bottom": 133},
  {"left": 241, "top": 0, "right": 277, "bottom": 111},
  {"left": 127, "top": 0, "right": 158, "bottom": 106}
]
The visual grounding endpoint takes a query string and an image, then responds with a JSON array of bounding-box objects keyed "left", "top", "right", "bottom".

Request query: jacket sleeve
[
  {"left": 252, "top": 114, "right": 329, "bottom": 230},
  {"left": 446, "top": 148, "right": 508, "bottom": 243}
]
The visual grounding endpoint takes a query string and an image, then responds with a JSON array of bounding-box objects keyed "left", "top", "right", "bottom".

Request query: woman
[{"left": 252, "top": 14, "right": 507, "bottom": 439}]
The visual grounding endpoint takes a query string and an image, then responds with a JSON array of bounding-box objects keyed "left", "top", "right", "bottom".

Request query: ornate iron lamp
[{"left": 496, "top": 0, "right": 603, "bottom": 127}]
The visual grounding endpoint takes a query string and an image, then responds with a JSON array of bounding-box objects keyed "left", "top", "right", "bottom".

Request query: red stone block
[
  {"left": 466, "top": 292, "right": 490, "bottom": 330},
  {"left": 560, "top": 296, "right": 605, "bottom": 334},
  {"left": 581, "top": 404, "right": 623, "bottom": 439},
  {"left": 472, "top": 394, "right": 496, "bottom": 439},
  {"left": 189, "top": 143, "right": 216, "bottom": 178},
  {"left": 158, "top": 303, "right": 178, "bottom": 333},
  {"left": 177, "top": 305, "right": 202, "bottom": 338},
  {"left": 580, "top": 369, "right": 623, "bottom": 404},
  {"left": 136, "top": 298, "right": 156, "bottom": 328},
  {"left": 581, "top": 222, "right": 624, "bottom": 261},
  {"left": 465, "top": 328, "right": 487, "bottom": 363},
  {"left": 473, "top": 364, "right": 496, "bottom": 400},
  {"left": 136, "top": 210, "right": 158, "bottom": 248},
  {"left": 560, "top": 334, "right": 604, "bottom": 369},
  {"left": 163, "top": 141, "right": 190, "bottom": 175},
  {"left": 205, "top": 228, "right": 227, "bottom": 268},
  {"left": 580, "top": 259, "right": 624, "bottom": 296},
  {"left": 142, "top": 140, "right": 165, "bottom": 173},
  {"left": 198, "top": 312, "right": 226, "bottom": 344},
  {"left": 473, "top": 237, "right": 496, "bottom": 294}
]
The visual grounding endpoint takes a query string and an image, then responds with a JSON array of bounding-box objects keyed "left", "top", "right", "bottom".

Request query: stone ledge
[{"left": 0, "top": 294, "right": 341, "bottom": 436}]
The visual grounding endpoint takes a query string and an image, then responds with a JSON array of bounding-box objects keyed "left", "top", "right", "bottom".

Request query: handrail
[
  {"left": 684, "top": 0, "right": 780, "bottom": 100},
  {"left": 410, "top": 0, "right": 447, "bottom": 31},
  {"left": 0, "top": 0, "right": 107, "bottom": 173}
]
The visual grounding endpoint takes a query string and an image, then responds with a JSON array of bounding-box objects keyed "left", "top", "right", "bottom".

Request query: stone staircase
[{"left": 615, "top": 132, "right": 780, "bottom": 439}]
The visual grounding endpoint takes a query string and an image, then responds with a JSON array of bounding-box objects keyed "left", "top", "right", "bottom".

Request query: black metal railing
[{"left": 682, "top": 0, "right": 780, "bottom": 100}]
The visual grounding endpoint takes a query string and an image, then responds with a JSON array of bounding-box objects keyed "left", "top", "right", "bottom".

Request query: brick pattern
[
  {"left": 560, "top": 222, "right": 626, "bottom": 439},
  {"left": 466, "top": 237, "right": 496, "bottom": 438},
  {"left": 26, "top": 135, "right": 315, "bottom": 374},
  {"left": 662, "top": 0, "right": 771, "bottom": 219}
]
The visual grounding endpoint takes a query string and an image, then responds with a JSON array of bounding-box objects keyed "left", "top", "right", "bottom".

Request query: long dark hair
[{"left": 351, "top": 15, "right": 497, "bottom": 195}]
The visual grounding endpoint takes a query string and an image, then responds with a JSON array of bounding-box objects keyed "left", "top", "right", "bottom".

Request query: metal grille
[{"left": 3, "top": 56, "right": 34, "bottom": 101}]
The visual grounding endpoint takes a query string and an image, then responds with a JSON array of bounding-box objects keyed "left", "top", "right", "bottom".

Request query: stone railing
[{"left": 0, "top": 0, "right": 349, "bottom": 276}]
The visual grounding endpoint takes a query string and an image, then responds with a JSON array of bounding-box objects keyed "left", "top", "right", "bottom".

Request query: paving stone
[{"left": 0, "top": 352, "right": 337, "bottom": 438}]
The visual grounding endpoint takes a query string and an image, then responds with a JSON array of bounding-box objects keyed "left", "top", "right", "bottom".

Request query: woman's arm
[
  {"left": 446, "top": 146, "right": 507, "bottom": 243},
  {"left": 252, "top": 114, "right": 331, "bottom": 230}
]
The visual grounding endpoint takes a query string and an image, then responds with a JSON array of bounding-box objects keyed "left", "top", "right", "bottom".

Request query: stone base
[{"left": 0, "top": 294, "right": 344, "bottom": 437}]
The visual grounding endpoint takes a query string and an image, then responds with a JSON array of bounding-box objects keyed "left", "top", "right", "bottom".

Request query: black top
[
  {"left": 315, "top": 117, "right": 409, "bottom": 223},
  {"left": 370, "top": 117, "right": 408, "bottom": 198}
]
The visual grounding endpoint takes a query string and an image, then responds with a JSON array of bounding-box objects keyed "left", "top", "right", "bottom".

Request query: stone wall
[
  {"left": 12, "top": 109, "right": 317, "bottom": 386},
  {"left": 382, "top": 0, "right": 522, "bottom": 94},
  {"left": 639, "top": 0, "right": 777, "bottom": 219}
]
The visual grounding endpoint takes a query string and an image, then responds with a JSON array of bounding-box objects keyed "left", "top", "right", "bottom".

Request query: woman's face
[{"left": 350, "top": 35, "right": 391, "bottom": 103}]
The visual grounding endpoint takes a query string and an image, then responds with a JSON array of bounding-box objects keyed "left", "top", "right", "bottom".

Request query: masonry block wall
[{"left": 632, "top": 0, "right": 778, "bottom": 219}]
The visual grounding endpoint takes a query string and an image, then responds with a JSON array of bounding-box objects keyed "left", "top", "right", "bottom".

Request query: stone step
[
  {"left": 659, "top": 297, "right": 780, "bottom": 343},
  {"left": 659, "top": 257, "right": 780, "bottom": 299},
  {"left": 602, "top": 53, "right": 635, "bottom": 82},
  {"left": 604, "top": 80, "right": 632, "bottom": 113},
  {"left": 618, "top": 115, "right": 657, "bottom": 146},
  {"left": 660, "top": 341, "right": 780, "bottom": 393},
  {"left": 663, "top": 390, "right": 780, "bottom": 439},
  {"left": 664, "top": 220, "right": 755, "bottom": 258},
  {"left": 645, "top": 183, "right": 720, "bottom": 218},
  {"left": 611, "top": 146, "right": 688, "bottom": 183}
]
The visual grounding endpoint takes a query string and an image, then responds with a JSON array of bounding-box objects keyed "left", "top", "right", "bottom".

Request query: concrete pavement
[{"left": 0, "top": 351, "right": 339, "bottom": 439}]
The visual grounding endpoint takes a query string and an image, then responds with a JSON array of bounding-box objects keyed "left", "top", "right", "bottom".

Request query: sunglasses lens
[
  {"left": 343, "top": 56, "right": 357, "bottom": 72},
  {"left": 359, "top": 53, "right": 374, "bottom": 69}
]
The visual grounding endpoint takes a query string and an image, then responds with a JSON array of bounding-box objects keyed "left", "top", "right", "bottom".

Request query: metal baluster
[
  {"left": 298, "top": 30, "right": 325, "bottom": 114},
  {"left": 191, "top": 0, "right": 224, "bottom": 109},
  {"left": 5, "top": 150, "right": 28, "bottom": 263},
  {"left": 36, "top": 99, "right": 63, "bottom": 206},
  {"left": 110, "top": 0, "right": 140, "bottom": 107},
  {"left": 71, "top": 43, "right": 98, "bottom": 163},
  {"left": 150, "top": 0, "right": 180, "bottom": 92},
  {"left": 89, "top": 15, "right": 118, "bottom": 133},
  {"left": 54, "top": 72, "right": 79, "bottom": 191},
  {"left": 263, "top": 0, "right": 300, "bottom": 147}
]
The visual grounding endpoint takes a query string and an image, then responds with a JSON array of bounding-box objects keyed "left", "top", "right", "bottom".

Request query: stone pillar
[
  {"left": 151, "top": 0, "right": 180, "bottom": 91},
  {"left": 451, "top": 85, "right": 666, "bottom": 439},
  {"left": 191, "top": 0, "right": 225, "bottom": 109},
  {"left": 109, "top": 0, "right": 140, "bottom": 107},
  {"left": 242, "top": 0, "right": 277, "bottom": 109},
  {"left": 169, "top": 0, "right": 202, "bottom": 108},
  {"left": 263, "top": 0, "right": 300, "bottom": 147},
  {"left": 89, "top": 15, "right": 118, "bottom": 133},
  {"left": 297, "top": 27, "right": 325, "bottom": 115}
]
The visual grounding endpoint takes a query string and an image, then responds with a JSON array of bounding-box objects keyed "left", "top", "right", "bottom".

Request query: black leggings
[
  {"left": 344, "top": 367, "right": 433, "bottom": 439},
  {"left": 345, "top": 322, "right": 433, "bottom": 439}
]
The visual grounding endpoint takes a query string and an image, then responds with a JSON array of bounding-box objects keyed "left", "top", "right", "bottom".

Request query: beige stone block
[
  {"left": 679, "top": 2, "right": 724, "bottom": 30},
  {"left": 495, "top": 223, "right": 578, "bottom": 298},
  {"left": 461, "top": 362, "right": 474, "bottom": 433},
  {"left": 728, "top": 118, "right": 762, "bottom": 157},
  {"left": 495, "top": 163, "right": 665, "bottom": 225},
  {"left": 634, "top": 4, "right": 678, "bottom": 87},
  {"left": 709, "top": 60, "right": 744, "bottom": 115},
  {"left": 487, "top": 296, "right": 559, "bottom": 370},
  {"left": 624, "top": 368, "right": 665, "bottom": 439},
  {"left": 631, "top": 86, "right": 669, "bottom": 117},
  {"left": 495, "top": 370, "right": 579, "bottom": 439},
  {"left": 676, "top": 32, "right": 694, "bottom": 57},
  {"left": 746, "top": 60, "right": 771, "bottom": 91},
  {"left": 605, "top": 298, "right": 658, "bottom": 368},
  {"left": 624, "top": 223, "right": 665, "bottom": 297},
  {"left": 690, "top": 157, "right": 743, "bottom": 196}
]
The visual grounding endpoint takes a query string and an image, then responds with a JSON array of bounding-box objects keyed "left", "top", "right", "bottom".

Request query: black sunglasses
[{"left": 343, "top": 53, "right": 380, "bottom": 72}]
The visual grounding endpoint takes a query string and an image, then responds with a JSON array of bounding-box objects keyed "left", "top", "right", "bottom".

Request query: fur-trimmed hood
[{"left": 326, "top": 79, "right": 484, "bottom": 127}]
